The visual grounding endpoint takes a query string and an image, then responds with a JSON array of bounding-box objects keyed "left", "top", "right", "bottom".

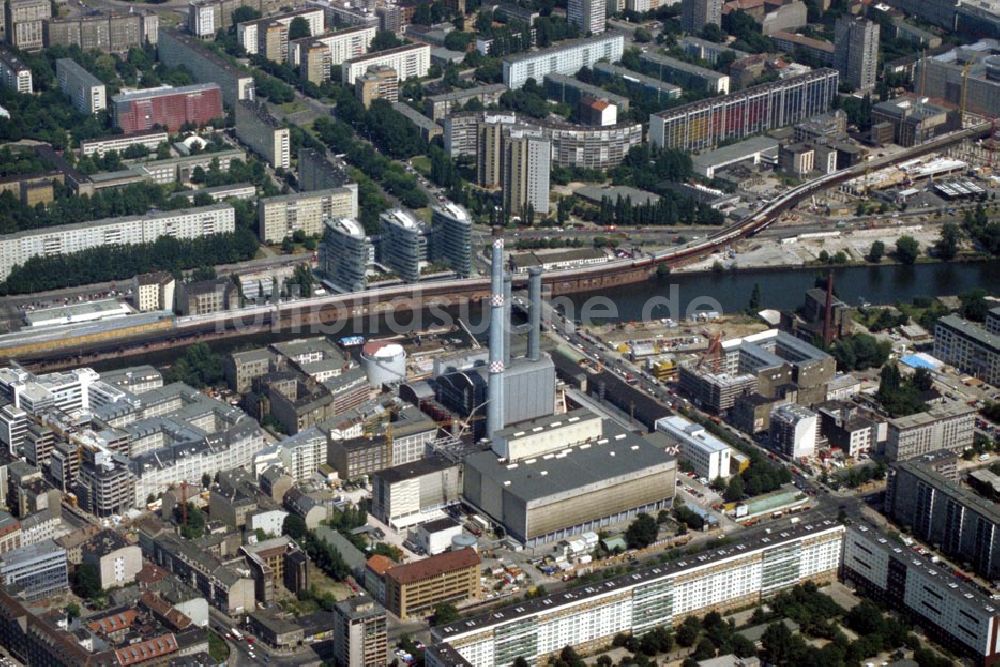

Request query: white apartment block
[
  {"left": 0, "top": 205, "right": 235, "bottom": 280},
  {"left": 0, "top": 48, "right": 32, "bottom": 94},
  {"left": 655, "top": 414, "right": 732, "bottom": 480},
  {"left": 56, "top": 58, "right": 106, "bottom": 114},
  {"left": 80, "top": 131, "right": 169, "bottom": 157},
  {"left": 291, "top": 24, "right": 376, "bottom": 66},
  {"left": 237, "top": 8, "right": 325, "bottom": 55},
  {"left": 432, "top": 521, "right": 844, "bottom": 666},
  {"left": 279, "top": 427, "right": 328, "bottom": 483},
  {"left": 341, "top": 43, "right": 430, "bottom": 84},
  {"left": 258, "top": 186, "right": 359, "bottom": 243},
  {"left": 884, "top": 400, "right": 976, "bottom": 461},
  {"left": 503, "top": 33, "right": 625, "bottom": 90},
  {"left": 568, "top": 0, "right": 606, "bottom": 35},
  {"left": 770, "top": 403, "right": 817, "bottom": 459},
  {"left": 0, "top": 404, "right": 28, "bottom": 457},
  {"left": 235, "top": 100, "right": 290, "bottom": 170},
  {"left": 934, "top": 311, "right": 1000, "bottom": 386},
  {"left": 844, "top": 524, "right": 1000, "bottom": 664}
]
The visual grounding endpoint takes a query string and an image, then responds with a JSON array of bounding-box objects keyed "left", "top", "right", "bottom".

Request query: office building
[
  {"left": 0, "top": 404, "right": 27, "bottom": 456},
  {"left": 503, "top": 128, "right": 551, "bottom": 217},
  {"left": 56, "top": 58, "right": 106, "bottom": 114},
  {"left": 650, "top": 69, "right": 839, "bottom": 151},
  {"left": 834, "top": 17, "right": 879, "bottom": 92},
  {"left": 235, "top": 100, "right": 290, "bottom": 170},
  {"left": 844, "top": 523, "right": 1000, "bottom": 665},
  {"left": 156, "top": 28, "right": 255, "bottom": 107},
  {"left": 885, "top": 458, "right": 1000, "bottom": 580},
  {"left": 464, "top": 413, "right": 676, "bottom": 546},
  {"left": 80, "top": 131, "right": 169, "bottom": 158},
  {"left": 503, "top": 33, "right": 624, "bottom": 90},
  {"left": 816, "top": 401, "right": 877, "bottom": 459},
  {"left": 355, "top": 65, "right": 399, "bottom": 107},
  {"left": 290, "top": 24, "right": 376, "bottom": 68},
  {"left": 592, "top": 62, "right": 682, "bottom": 104},
  {"left": 341, "top": 43, "right": 430, "bottom": 84},
  {"left": 225, "top": 349, "right": 275, "bottom": 394},
  {"left": 333, "top": 597, "right": 388, "bottom": 667},
  {"left": 870, "top": 94, "right": 958, "bottom": 147},
  {"left": 112, "top": 83, "right": 223, "bottom": 133},
  {"left": 884, "top": 401, "right": 976, "bottom": 461},
  {"left": 425, "top": 83, "right": 507, "bottom": 121},
  {"left": 277, "top": 427, "right": 327, "bottom": 483},
  {"left": 383, "top": 548, "right": 480, "bottom": 620},
  {"left": 44, "top": 11, "right": 158, "bottom": 53},
  {"left": 682, "top": 0, "right": 722, "bottom": 35},
  {"left": 0, "top": 47, "right": 31, "bottom": 94},
  {"left": 430, "top": 203, "right": 473, "bottom": 278},
  {"left": 431, "top": 521, "right": 844, "bottom": 666},
  {"left": 934, "top": 308, "right": 1000, "bottom": 386},
  {"left": 320, "top": 217, "right": 371, "bottom": 293},
  {"left": 75, "top": 445, "right": 135, "bottom": 518},
  {"left": 380, "top": 208, "right": 428, "bottom": 283},
  {"left": 640, "top": 51, "right": 730, "bottom": 94},
  {"left": 5, "top": 0, "right": 50, "bottom": 51},
  {"left": 655, "top": 414, "right": 732, "bottom": 480},
  {"left": 258, "top": 187, "right": 358, "bottom": 243},
  {"left": 568, "top": 0, "right": 605, "bottom": 35},
  {"left": 371, "top": 457, "right": 462, "bottom": 529},
  {"left": 769, "top": 403, "right": 817, "bottom": 459},
  {"left": 0, "top": 539, "right": 68, "bottom": 600},
  {"left": 0, "top": 204, "right": 235, "bottom": 281}
]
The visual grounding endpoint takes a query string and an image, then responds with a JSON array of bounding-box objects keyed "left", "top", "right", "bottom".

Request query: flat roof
[
  {"left": 692, "top": 136, "right": 780, "bottom": 171},
  {"left": 56, "top": 58, "right": 104, "bottom": 87},
  {"left": 426, "top": 83, "right": 507, "bottom": 103},
  {"left": 656, "top": 414, "right": 730, "bottom": 454},
  {"left": 385, "top": 547, "right": 479, "bottom": 585},
  {"left": 504, "top": 32, "right": 624, "bottom": 65},
  {"left": 375, "top": 456, "right": 456, "bottom": 484},
  {"left": 0, "top": 203, "right": 232, "bottom": 241},
  {"left": 889, "top": 400, "right": 976, "bottom": 430},
  {"left": 435, "top": 520, "right": 843, "bottom": 638},
  {"left": 640, "top": 51, "right": 729, "bottom": 81},
  {"left": 937, "top": 314, "right": 1000, "bottom": 353},
  {"left": 112, "top": 83, "right": 219, "bottom": 103},
  {"left": 464, "top": 420, "right": 675, "bottom": 503},
  {"left": 895, "top": 459, "right": 1000, "bottom": 523}
]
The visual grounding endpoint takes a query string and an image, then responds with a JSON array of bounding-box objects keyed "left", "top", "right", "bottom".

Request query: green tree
[
  {"left": 625, "top": 512, "right": 659, "bottom": 549},
  {"left": 74, "top": 563, "right": 103, "bottom": 598},
  {"left": 432, "top": 602, "right": 461, "bottom": 625},
  {"left": 176, "top": 503, "right": 206, "bottom": 539},
  {"left": 165, "top": 342, "right": 224, "bottom": 387},
  {"left": 724, "top": 475, "right": 745, "bottom": 502},
  {"left": 747, "top": 282, "right": 761, "bottom": 313},
  {"left": 895, "top": 235, "right": 920, "bottom": 264},
  {"left": 867, "top": 239, "right": 885, "bottom": 262},
  {"left": 692, "top": 637, "right": 717, "bottom": 660},
  {"left": 65, "top": 602, "right": 81, "bottom": 619},
  {"left": 287, "top": 16, "right": 312, "bottom": 40},
  {"left": 283, "top": 514, "right": 308, "bottom": 540},
  {"left": 933, "top": 222, "right": 960, "bottom": 260},
  {"left": 676, "top": 616, "right": 701, "bottom": 647}
]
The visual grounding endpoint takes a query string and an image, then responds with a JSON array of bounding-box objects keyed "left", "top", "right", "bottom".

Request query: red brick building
[{"left": 112, "top": 83, "right": 223, "bottom": 133}]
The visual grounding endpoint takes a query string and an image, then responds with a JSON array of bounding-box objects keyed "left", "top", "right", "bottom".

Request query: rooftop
[
  {"left": 385, "top": 547, "right": 479, "bottom": 585},
  {"left": 503, "top": 32, "right": 623, "bottom": 65},
  {"left": 640, "top": 51, "right": 730, "bottom": 81},
  {"left": 426, "top": 83, "right": 507, "bottom": 103},
  {"left": 436, "top": 520, "right": 843, "bottom": 638},
  {"left": 464, "top": 420, "right": 676, "bottom": 503},
  {"left": 112, "top": 83, "right": 220, "bottom": 104},
  {"left": 656, "top": 414, "right": 731, "bottom": 454},
  {"left": 889, "top": 400, "right": 976, "bottom": 430},
  {"left": 56, "top": 58, "right": 104, "bottom": 87},
  {"left": 937, "top": 313, "right": 1000, "bottom": 353}
]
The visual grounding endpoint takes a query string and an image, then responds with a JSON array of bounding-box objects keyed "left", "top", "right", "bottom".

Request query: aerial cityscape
[{"left": 0, "top": 0, "right": 998, "bottom": 665}]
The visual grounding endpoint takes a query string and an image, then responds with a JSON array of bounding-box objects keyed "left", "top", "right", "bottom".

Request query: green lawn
[
  {"left": 411, "top": 155, "right": 432, "bottom": 176},
  {"left": 207, "top": 631, "right": 230, "bottom": 662}
]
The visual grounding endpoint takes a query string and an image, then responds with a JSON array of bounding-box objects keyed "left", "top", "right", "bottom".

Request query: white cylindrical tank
[
  {"left": 362, "top": 341, "right": 407, "bottom": 387},
  {"left": 451, "top": 533, "right": 478, "bottom": 552}
]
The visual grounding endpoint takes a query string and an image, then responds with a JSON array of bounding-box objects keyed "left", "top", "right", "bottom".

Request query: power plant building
[
  {"left": 430, "top": 520, "right": 844, "bottom": 665},
  {"left": 463, "top": 412, "right": 677, "bottom": 546}
]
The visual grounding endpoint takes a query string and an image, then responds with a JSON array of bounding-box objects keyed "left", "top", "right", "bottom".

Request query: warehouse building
[
  {"left": 463, "top": 411, "right": 676, "bottom": 546},
  {"left": 372, "top": 457, "right": 462, "bottom": 529},
  {"left": 431, "top": 520, "right": 844, "bottom": 666},
  {"left": 843, "top": 523, "right": 1000, "bottom": 666}
]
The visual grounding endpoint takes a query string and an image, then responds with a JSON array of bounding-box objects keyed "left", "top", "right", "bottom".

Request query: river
[{"left": 562, "top": 260, "right": 1000, "bottom": 323}]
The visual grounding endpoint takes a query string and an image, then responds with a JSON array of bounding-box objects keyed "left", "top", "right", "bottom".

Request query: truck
[{"left": 230, "top": 628, "right": 242, "bottom": 641}]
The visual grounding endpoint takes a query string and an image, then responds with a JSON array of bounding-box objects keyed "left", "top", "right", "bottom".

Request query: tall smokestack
[
  {"left": 503, "top": 274, "right": 512, "bottom": 369},
  {"left": 487, "top": 226, "right": 506, "bottom": 439},
  {"left": 528, "top": 267, "right": 542, "bottom": 361}
]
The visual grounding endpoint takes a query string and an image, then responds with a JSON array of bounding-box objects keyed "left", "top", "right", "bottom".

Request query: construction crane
[
  {"left": 961, "top": 60, "right": 973, "bottom": 127},
  {"left": 696, "top": 330, "right": 724, "bottom": 373}
]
